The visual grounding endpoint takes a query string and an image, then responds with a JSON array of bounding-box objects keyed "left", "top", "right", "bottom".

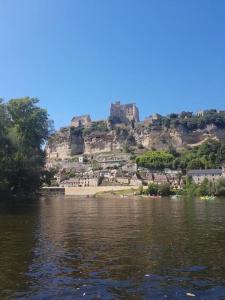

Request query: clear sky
[{"left": 0, "top": 0, "right": 225, "bottom": 129}]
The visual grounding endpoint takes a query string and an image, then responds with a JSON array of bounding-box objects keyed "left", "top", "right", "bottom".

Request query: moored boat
[{"left": 200, "top": 195, "right": 215, "bottom": 200}]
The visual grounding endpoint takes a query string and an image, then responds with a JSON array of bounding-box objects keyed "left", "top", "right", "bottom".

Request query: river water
[{"left": 0, "top": 196, "right": 225, "bottom": 300}]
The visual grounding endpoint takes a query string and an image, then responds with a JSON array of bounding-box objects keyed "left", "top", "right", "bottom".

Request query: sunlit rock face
[{"left": 46, "top": 121, "right": 225, "bottom": 161}]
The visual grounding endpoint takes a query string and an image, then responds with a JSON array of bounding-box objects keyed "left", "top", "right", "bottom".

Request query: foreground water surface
[{"left": 0, "top": 196, "right": 225, "bottom": 299}]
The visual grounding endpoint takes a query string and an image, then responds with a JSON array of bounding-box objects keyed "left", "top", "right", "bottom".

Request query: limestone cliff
[{"left": 46, "top": 122, "right": 225, "bottom": 161}]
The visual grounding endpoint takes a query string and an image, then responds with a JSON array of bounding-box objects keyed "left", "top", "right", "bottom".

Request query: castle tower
[{"left": 110, "top": 101, "right": 139, "bottom": 124}]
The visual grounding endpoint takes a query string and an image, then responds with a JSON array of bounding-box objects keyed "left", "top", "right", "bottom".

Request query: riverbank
[{"left": 64, "top": 185, "right": 141, "bottom": 196}]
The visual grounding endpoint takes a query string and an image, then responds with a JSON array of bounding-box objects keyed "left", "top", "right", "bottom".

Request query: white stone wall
[{"left": 192, "top": 174, "right": 222, "bottom": 184}]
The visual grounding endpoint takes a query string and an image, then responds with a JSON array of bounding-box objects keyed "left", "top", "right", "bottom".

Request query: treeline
[
  {"left": 136, "top": 139, "right": 225, "bottom": 171},
  {"left": 0, "top": 98, "right": 52, "bottom": 197},
  {"left": 184, "top": 177, "right": 225, "bottom": 197},
  {"left": 139, "top": 177, "right": 225, "bottom": 197},
  {"left": 149, "top": 109, "right": 225, "bottom": 131}
]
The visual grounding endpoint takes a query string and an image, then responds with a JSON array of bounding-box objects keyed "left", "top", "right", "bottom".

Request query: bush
[
  {"left": 146, "top": 183, "right": 158, "bottom": 195},
  {"left": 136, "top": 150, "right": 174, "bottom": 170},
  {"left": 143, "top": 182, "right": 173, "bottom": 196},
  {"left": 83, "top": 121, "right": 109, "bottom": 135},
  {"left": 158, "top": 183, "right": 172, "bottom": 196},
  {"left": 215, "top": 178, "right": 225, "bottom": 196}
]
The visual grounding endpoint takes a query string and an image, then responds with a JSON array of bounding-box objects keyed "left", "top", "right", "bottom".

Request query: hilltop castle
[
  {"left": 71, "top": 101, "right": 140, "bottom": 128},
  {"left": 109, "top": 101, "right": 139, "bottom": 124}
]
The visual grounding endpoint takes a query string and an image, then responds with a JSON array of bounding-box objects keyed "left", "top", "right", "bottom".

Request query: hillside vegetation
[
  {"left": 148, "top": 109, "right": 225, "bottom": 131},
  {"left": 136, "top": 139, "right": 225, "bottom": 171}
]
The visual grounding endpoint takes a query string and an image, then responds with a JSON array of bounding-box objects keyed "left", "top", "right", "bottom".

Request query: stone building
[
  {"left": 110, "top": 101, "right": 139, "bottom": 124},
  {"left": 71, "top": 115, "right": 91, "bottom": 128},
  {"left": 130, "top": 174, "right": 143, "bottom": 186},
  {"left": 60, "top": 177, "right": 99, "bottom": 187},
  {"left": 187, "top": 169, "right": 224, "bottom": 183},
  {"left": 116, "top": 177, "right": 130, "bottom": 185}
]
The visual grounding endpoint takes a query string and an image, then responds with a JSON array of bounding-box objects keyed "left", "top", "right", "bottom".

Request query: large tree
[
  {"left": 136, "top": 150, "right": 174, "bottom": 170},
  {"left": 0, "top": 98, "right": 52, "bottom": 196}
]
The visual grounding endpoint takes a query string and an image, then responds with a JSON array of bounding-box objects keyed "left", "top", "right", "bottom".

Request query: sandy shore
[{"left": 65, "top": 185, "right": 140, "bottom": 196}]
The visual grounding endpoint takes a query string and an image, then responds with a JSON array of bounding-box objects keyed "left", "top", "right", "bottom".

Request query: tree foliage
[
  {"left": 141, "top": 182, "right": 173, "bottom": 196},
  {"left": 151, "top": 109, "right": 225, "bottom": 131},
  {"left": 0, "top": 98, "right": 52, "bottom": 196},
  {"left": 183, "top": 176, "right": 225, "bottom": 197},
  {"left": 136, "top": 150, "right": 174, "bottom": 170},
  {"left": 136, "top": 139, "right": 225, "bottom": 172},
  {"left": 83, "top": 120, "right": 109, "bottom": 135}
]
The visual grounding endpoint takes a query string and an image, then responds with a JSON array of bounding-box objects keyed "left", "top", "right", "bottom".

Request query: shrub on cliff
[{"left": 83, "top": 121, "right": 109, "bottom": 135}]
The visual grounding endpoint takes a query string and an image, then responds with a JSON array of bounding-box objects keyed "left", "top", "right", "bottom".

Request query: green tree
[
  {"left": 187, "top": 158, "right": 205, "bottom": 170},
  {"left": 136, "top": 150, "right": 174, "bottom": 170},
  {"left": 146, "top": 183, "right": 159, "bottom": 195},
  {"left": 198, "top": 178, "right": 210, "bottom": 196},
  {"left": 0, "top": 98, "right": 52, "bottom": 196},
  {"left": 158, "top": 183, "right": 172, "bottom": 196},
  {"left": 215, "top": 178, "right": 225, "bottom": 196}
]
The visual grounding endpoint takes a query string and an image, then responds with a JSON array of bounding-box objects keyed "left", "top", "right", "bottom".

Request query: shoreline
[
  {"left": 64, "top": 185, "right": 141, "bottom": 196},
  {"left": 41, "top": 185, "right": 142, "bottom": 196}
]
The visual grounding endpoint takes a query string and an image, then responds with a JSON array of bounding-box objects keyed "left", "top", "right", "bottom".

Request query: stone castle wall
[
  {"left": 71, "top": 115, "right": 91, "bottom": 128},
  {"left": 110, "top": 101, "right": 139, "bottom": 124}
]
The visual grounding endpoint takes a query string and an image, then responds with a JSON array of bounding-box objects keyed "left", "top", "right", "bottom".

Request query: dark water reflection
[{"left": 1, "top": 196, "right": 225, "bottom": 299}]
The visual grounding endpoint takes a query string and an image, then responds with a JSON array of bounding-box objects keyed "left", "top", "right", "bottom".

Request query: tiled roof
[{"left": 187, "top": 169, "right": 222, "bottom": 176}]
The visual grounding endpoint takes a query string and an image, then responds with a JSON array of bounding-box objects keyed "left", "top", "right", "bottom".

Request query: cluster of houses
[
  {"left": 56, "top": 155, "right": 186, "bottom": 188},
  {"left": 55, "top": 157, "right": 225, "bottom": 189}
]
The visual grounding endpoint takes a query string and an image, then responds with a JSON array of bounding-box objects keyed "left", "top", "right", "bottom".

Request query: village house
[
  {"left": 152, "top": 173, "right": 168, "bottom": 184},
  {"left": 130, "top": 174, "right": 143, "bottom": 186},
  {"left": 138, "top": 171, "right": 154, "bottom": 185},
  {"left": 122, "top": 163, "right": 137, "bottom": 173},
  {"left": 116, "top": 177, "right": 130, "bottom": 185},
  {"left": 96, "top": 154, "right": 128, "bottom": 169},
  {"left": 164, "top": 168, "right": 182, "bottom": 176},
  {"left": 99, "top": 169, "right": 117, "bottom": 182},
  {"left": 138, "top": 169, "right": 167, "bottom": 185},
  {"left": 167, "top": 176, "right": 184, "bottom": 189},
  {"left": 60, "top": 177, "right": 100, "bottom": 187},
  {"left": 187, "top": 169, "right": 225, "bottom": 184},
  {"left": 164, "top": 168, "right": 183, "bottom": 188}
]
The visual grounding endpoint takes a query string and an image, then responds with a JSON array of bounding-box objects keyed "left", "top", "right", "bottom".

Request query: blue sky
[{"left": 0, "top": 0, "right": 225, "bottom": 129}]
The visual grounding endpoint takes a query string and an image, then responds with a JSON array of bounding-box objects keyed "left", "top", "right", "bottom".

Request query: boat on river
[{"left": 200, "top": 195, "right": 215, "bottom": 200}]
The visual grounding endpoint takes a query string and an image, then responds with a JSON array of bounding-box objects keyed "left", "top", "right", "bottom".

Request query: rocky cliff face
[{"left": 46, "top": 123, "right": 225, "bottom": 161}]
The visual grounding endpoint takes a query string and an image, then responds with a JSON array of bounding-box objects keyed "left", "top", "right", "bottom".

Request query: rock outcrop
[{"left": 46, "top": 122, "right": 225, "bottom": 161}]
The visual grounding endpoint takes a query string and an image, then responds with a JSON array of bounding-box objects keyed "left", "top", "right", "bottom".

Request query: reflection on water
[{"left": 1, "top": 196, "right": 225, "bottom": 299}]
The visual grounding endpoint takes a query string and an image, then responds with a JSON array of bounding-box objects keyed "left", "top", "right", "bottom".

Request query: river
[{"left": 0, "top": 196, "right": 225, "bottom": 299}]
